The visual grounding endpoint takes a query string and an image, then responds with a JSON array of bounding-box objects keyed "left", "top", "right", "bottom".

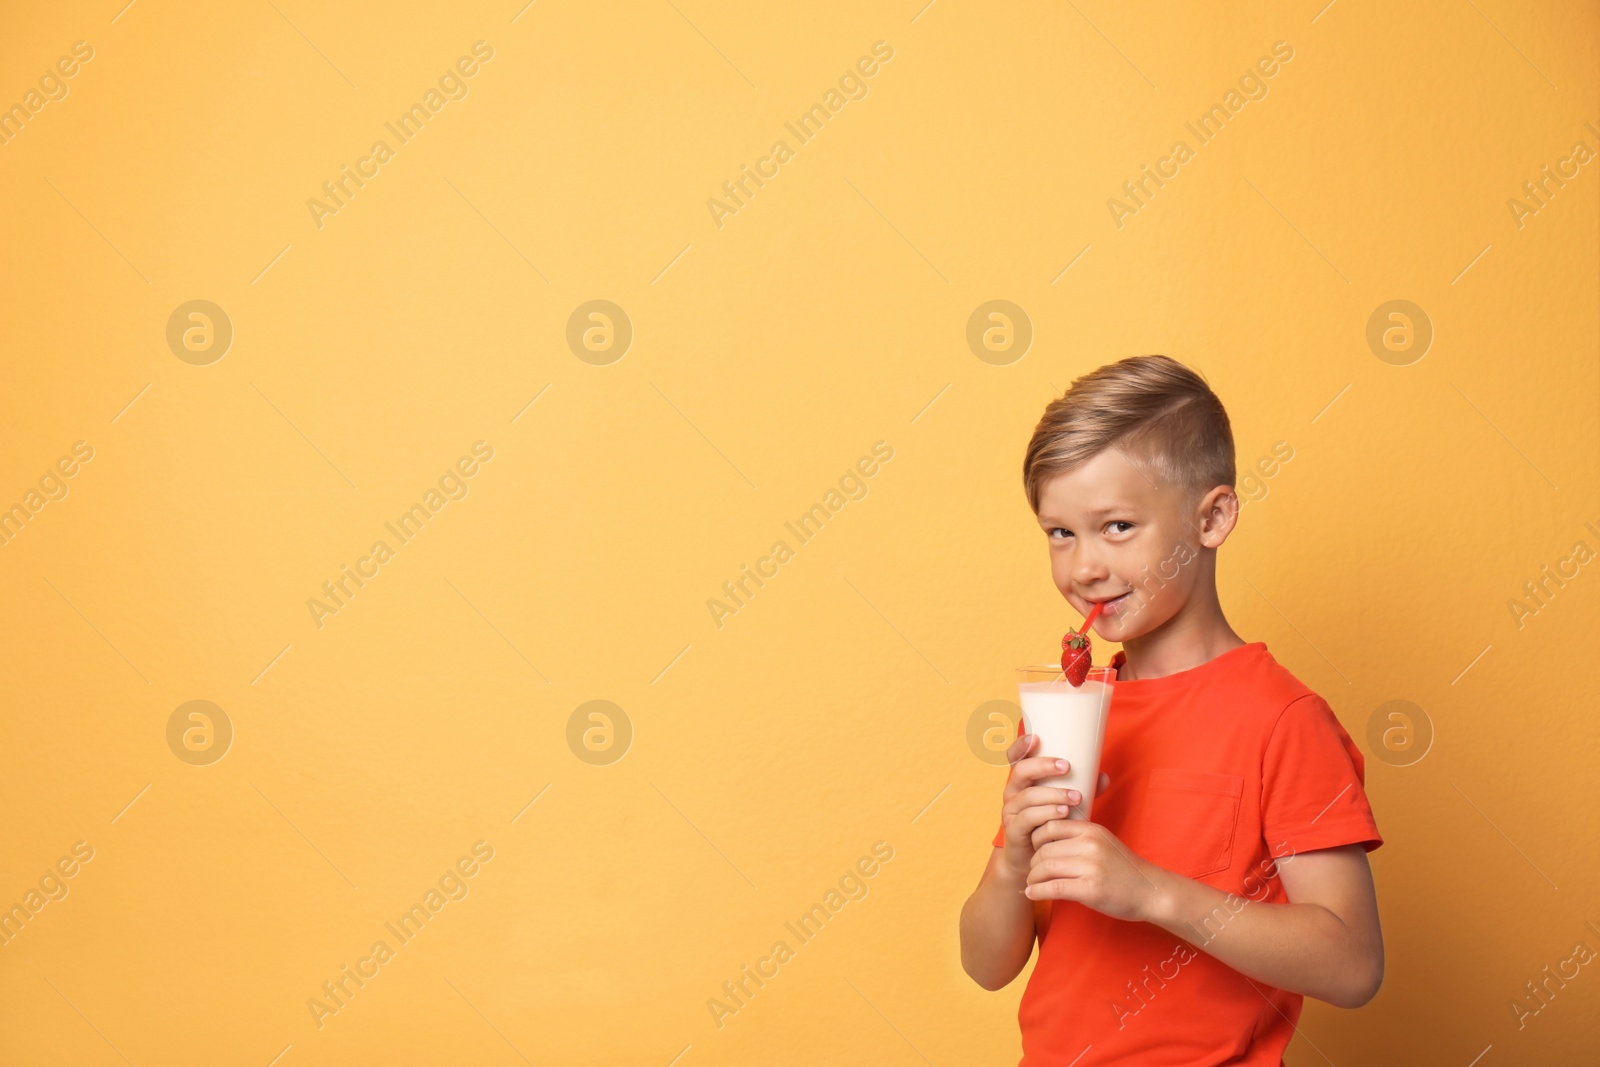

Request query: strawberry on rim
[{"left": 1059, "top": 600, "right": 1106, "bottom": 686}]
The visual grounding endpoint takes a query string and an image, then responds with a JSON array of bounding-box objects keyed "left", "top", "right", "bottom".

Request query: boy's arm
[
  {"left": 958, "top": 848, "right": 1043, "bottom": 991},
  {"left": 962, "top": 733, "right": 1100, "bottom": 991},
  {"left": 1145, "top": 843, "right": 1383, "bottom": 1007}
]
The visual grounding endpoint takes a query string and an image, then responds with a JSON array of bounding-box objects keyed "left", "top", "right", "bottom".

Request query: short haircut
[{"left": 1023, "top": 354, "right": 1235, "bottom": 513}]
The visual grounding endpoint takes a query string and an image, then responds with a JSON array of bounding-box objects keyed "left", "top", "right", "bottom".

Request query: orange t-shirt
[{"left": 991, "top": 641, "right": 1382, "bottom": 1067}]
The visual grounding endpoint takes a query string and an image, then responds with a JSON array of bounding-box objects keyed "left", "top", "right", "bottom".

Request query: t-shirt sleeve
[
  {"left": 992, "top": 717, "right": 1024, "bottom": 847},
  {"left": 1261, "top": 693, "right": 1383, "bottom": 855}
]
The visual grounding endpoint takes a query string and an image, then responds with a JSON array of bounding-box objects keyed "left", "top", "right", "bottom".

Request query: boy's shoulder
[
  {"left": 1235, "top": 640, "right": 1322, "bottom": 704},
  {"left": 1219, "top": 644, "right": 1357, "bottom": 763}
]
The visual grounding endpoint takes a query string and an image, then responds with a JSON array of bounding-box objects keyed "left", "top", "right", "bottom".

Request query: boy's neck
[{"left": 1116, "top": 577, "right": 1245, "bottom": 682}]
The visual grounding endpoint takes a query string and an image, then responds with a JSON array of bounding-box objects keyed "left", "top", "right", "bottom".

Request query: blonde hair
[{"left": 1023, "top": 354, "right": 1235, "bottom": 513}]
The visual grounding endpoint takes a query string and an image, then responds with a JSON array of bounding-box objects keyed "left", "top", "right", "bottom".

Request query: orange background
[{"left": 0, "top": 1, "right": 1596, "bottom": 1064}]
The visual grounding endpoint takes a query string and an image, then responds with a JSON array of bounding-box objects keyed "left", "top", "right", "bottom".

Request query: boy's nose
[{"left": 1071, "top": 552, "right": 1109, "bottom": 585}]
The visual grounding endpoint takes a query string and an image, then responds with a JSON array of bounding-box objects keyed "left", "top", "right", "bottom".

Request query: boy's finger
[
  {"left": 1004, "top": 732, "right": 1038, "bottom": 763},
  {"left": 1024, "top": 857, "right": 1088, "bottom": 895},
  {"left": 1003, "top": 804, "right": 1067, "bottom": 846},
  {"left": 1006, "top": 784, "right": 1080, "bottom": 811},
  {"left": 1024, "top": 879, "right": 1084, "bottom": 902},
  {"left": 1005, "top": 756, "right": 1072, "bottom": 790},
  {"left": 1030, "top": 820, "right": 1069, "bottom": 849},
  {"left": 1030, "top": 817, "right": 1092, "bottom": 850}
]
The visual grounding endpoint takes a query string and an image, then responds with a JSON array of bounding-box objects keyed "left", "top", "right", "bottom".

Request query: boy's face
[{"left": 1035, "top": 447, "right": 1231, "bottom": 644}]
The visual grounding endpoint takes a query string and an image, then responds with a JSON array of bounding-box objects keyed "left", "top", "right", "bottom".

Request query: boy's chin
[
  {"left": 1096, "top": 608, "right": 1152, "bottom": 644},
  {"left": 1094, "top": 618, "right": 1127, "bottom": 642}
]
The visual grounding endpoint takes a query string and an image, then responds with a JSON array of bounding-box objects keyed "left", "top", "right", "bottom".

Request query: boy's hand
[
  {"left": 1024, "top": 818, "right": 1170, "bottom": 923},
  {"left": 997, "top": 732, "right": 1110, "bottom": 881}
]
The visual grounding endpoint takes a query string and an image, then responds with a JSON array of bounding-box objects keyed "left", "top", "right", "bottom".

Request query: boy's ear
[{"left": 1195, "top": 484, "right": 1240, "bottom": 547}]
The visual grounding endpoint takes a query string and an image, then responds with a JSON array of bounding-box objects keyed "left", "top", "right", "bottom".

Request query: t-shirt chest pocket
[{"left": 1127, "top": 768, "right": 1244, "bottom": 881}]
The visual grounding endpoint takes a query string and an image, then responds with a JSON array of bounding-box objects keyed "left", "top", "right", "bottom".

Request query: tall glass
[{"left": 1015, "top": 665, "right": 1117, "bottom": 821}]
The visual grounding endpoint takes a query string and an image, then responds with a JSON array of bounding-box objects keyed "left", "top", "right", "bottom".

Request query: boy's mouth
[{"left": 1085, "top": 591, "right": 1133, "bottom": 616}]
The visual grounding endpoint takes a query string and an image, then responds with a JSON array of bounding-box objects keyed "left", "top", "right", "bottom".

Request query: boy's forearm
[
  {"left": 1145, "top": 869, "right": 1379, "bottom": 1008},
  {"left": 959, "top": 858, "right": 1037, "bottom": 991}
]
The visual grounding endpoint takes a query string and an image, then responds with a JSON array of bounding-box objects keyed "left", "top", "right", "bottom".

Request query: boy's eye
[
  {"left": 1108, "top": 521, "right": 1134, "bottom": 534},
  {"left": 1048, "top": 527, "right": 1071, "bottom": 539}
]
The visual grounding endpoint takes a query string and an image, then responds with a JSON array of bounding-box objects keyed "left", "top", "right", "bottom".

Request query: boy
[{"left": 959, "top": 355, "right": 1383, "bottom": 1066}]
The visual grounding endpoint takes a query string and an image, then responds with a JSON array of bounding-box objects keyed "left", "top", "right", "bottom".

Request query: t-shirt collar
[{"left": 1108, "top": 641, "right": 1267, "bottom": 688}]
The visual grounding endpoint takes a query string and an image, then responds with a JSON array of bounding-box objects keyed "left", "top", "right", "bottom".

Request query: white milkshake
[{"left": 1016, "top": 666, "right": 1117, "bottom": 821}]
